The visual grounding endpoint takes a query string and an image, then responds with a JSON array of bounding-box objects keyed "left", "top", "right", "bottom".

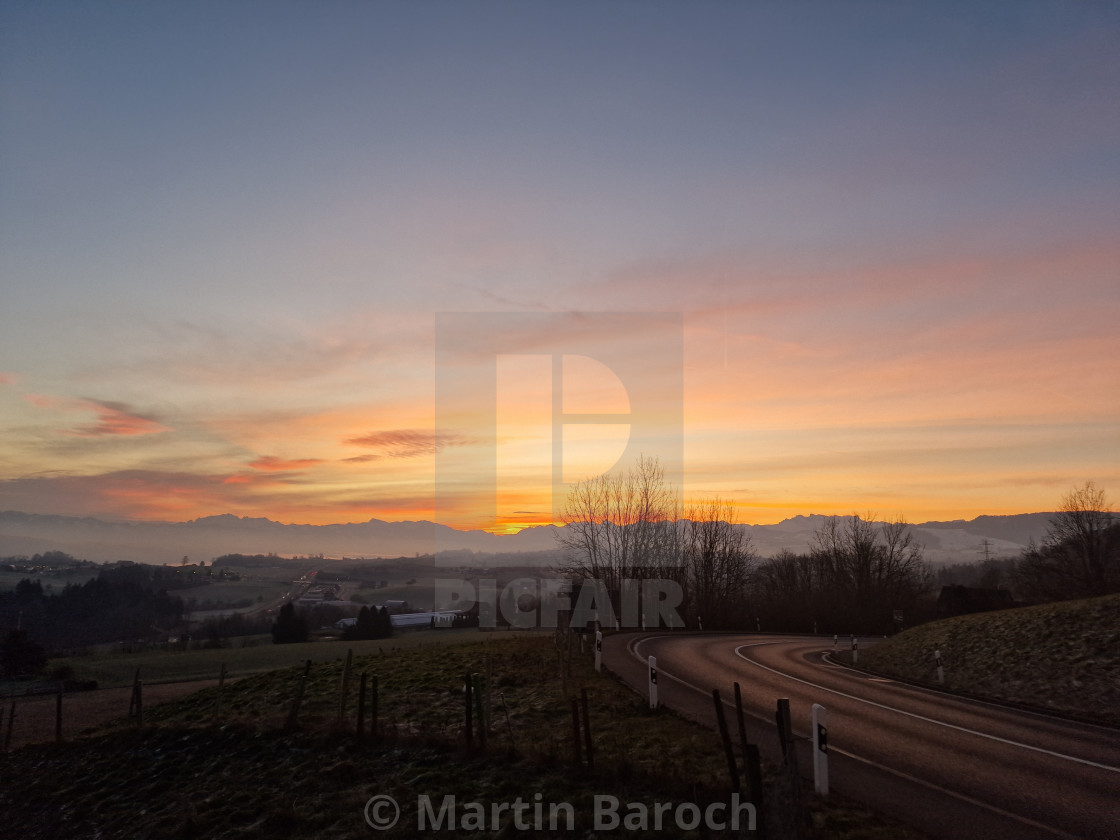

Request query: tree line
[
  {"left": 555, "top": 459, "right": 1116, "bottom": 633},
  {"left": 926, "top": 483, "right": 1118, "bottom": 606},
  {"left": 555, "top": 456, "right": 931, "bottom": 635},
  {"left": 269, "top": 602, "right": 394, "bottom": 644},
  {"left": 0, "top": 565, "right": 185, "bottom": 663}
]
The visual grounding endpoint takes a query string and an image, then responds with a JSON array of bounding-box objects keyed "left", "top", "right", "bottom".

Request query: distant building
[{"left": 391, "top": 611, "right": 461, "bottom": 630}]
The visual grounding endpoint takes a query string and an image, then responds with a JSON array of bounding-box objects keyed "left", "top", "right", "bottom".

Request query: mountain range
[{"left": 0, "top": 510, "right": 1056, "bottom": 567}]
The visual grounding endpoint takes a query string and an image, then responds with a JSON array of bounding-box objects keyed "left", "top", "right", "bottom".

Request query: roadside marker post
[
  {"left": 648, "top": 655, "right": 659, "bottom": 710},
  {"left": 852, "top": 637, "right": 859, "bottom": 664},
  {"left": 812, "top": 703, "right": 829, "bottom": 796},
  {"left": 935, "top": 649, "right": 945, "bottom": 684},
  {"left": 594, "top": 631, "right": 602, "bottom": 673}
]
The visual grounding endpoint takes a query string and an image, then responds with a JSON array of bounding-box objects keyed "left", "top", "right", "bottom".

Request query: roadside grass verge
[{"left": 849, "top": 594, "right": 1120, "bottom": 726}]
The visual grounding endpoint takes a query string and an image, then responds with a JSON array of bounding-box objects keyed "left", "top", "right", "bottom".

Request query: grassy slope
[
  {"left": 856, "top": 594, "right": 1120, "bottom": 726},
  {"left": 3, "top": 632, "right": 928, "bottom": 840}
]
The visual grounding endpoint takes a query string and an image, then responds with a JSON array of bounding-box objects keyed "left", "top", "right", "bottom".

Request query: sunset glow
[{"left": 1, "top": 2, "right": 1117, "bottom": 533}]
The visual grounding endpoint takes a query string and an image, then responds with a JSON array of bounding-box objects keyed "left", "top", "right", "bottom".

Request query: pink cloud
[
  {"left": 24, "top": 393, "right": 63, "bottom": 409},
  {"left": 0, "top": 372, "right": 17, "bottom": 386},
  {"left": 22, "top": 394, "right": 170, "bottom": 437},
  {"left": 68, "top": 401, "right": 170, "bottom": 437}
]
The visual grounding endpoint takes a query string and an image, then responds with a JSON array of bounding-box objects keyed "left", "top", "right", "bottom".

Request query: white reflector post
[
  {"left": 594, "top": 631, "right": 603, "bottom": 672},
  {"left": 648, "top": 655, "right": 658, "bottom": 709},
  {"left": 812, "top": 702, "right": 829, "bottom": 795}
]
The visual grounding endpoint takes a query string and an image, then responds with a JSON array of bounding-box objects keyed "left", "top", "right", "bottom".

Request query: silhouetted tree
[
  {"left": 271, "top": 601, "right": 309, "bottom": 644},
  {"left": 342, "top": 606, "right": 373, "bottom": 640},
  {"left": 555, "top": 456, "right": 681, "bottom": 621},
  {"left": 808, "top": 514, "right": 931, "bottom": 633},
  {"left": 753, "top": 549, "right": 819, "bottom": 632},
  {"left": 375, "top": 606, "right": 393, "bottom": 638},
  {"left": 681, "top": 498, "right": 756, "bottom": 629},
  {"left": 1014, "top": 483, "right": 1118, "bottom": 602}
]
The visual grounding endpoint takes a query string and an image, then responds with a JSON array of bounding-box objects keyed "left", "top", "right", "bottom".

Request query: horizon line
[{"left": 0, "top": 508, "right": 1059, "bottom": 533}]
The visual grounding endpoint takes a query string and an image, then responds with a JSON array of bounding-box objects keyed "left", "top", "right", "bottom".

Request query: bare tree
[
  {"left": 555, "top": 455, "right": 681, "bottom": 608},
  {"left": 753, "top": 549, "right": 817, "bottom": 632},
  {"left": 1014, "top": 482, "right": 1118, "bottom": 601},
  {"left": 681, "top": 498, "right": 756, "bottom": 629},
  {"left": 809, "top": 514, "right": 931, "bottom": 633}
]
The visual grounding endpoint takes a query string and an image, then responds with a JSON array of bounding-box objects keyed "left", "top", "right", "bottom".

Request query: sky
[{"left": 1, "top": 1, "right": 1118, "bottom": 532}]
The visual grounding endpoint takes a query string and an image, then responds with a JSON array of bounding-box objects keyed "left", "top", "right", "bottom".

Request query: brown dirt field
[{"left": 1, "top": 680, "right": 222, "bottom": 750}]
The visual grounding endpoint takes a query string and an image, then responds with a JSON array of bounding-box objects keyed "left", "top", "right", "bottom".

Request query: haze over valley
[{"left": 0, "top": 509, "right": 1052, "bottom": 567}]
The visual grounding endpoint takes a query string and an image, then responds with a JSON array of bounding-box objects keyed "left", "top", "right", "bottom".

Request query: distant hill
[
  {"left": 0, "top": 509, "right": 1056, "bottom": 566},
  {"left": 0, "top": 511, "right": 563, "bottom": 565}
]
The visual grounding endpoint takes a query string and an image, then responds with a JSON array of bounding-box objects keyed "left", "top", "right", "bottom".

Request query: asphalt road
[{"left": 602, "top": 632, "right": 1120, "bottom": 840}]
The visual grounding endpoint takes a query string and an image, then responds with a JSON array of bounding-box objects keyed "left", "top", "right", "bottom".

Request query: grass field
[
  {"left": 850, "top": 593, "right": 1120, "bottom": 726},
  {"left": 177, "top": 577, "right": 293, "bottom": 609},
  {"left": 1, "top": 631, "right": 928, "bottom": 840},
  {"left": 39, "top": 628, "right": 484, "bottom": 689}
]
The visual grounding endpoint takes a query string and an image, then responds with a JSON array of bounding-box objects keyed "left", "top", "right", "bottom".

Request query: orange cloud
[
  {"left": 345, "top": 429, "right": 480, "bottom": 458},
  {"left": 342, "top": 454, "right": 380, "bottom": 464},
  {"left": 248, "top": 455, "right": 325, "bottom": 471}
]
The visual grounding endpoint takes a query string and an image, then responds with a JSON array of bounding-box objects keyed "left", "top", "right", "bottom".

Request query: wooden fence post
[
  {"left": 286, "top": 660, "right": 312, "bottom": 731},
  {"left": 339, "top": 649, "right": 354, "bottom": 724},
  {"left": 55, "top": 685, "right": 63, "bottom": 742},
  {"left": 745, "top": 744, "right": 767, "bottom": 839},
  {"left": 775, "top": 699, "right": 793, "bottom": 765},
  {"left": 128, "top": 668, "right": 141, "bottom": 719},
  {"left": 713, "top": 689, "right": 740, "bottom": 792},
  {"left": 733, "top": 682, "right": 749, "bottom": 756},
  {"left": 775, "top": 698, "right": 806, "bottom": 839},
  {"left": 464, "top": 672, "right": 473, "bottom": 748},
  {"left": 580, "top": 688, "right": 594, "bottom": 770},
  {"left": 473, "top": 674, "right": 487, "bottom": 750},
  {"left": 215, "top": 663, "right": 227, "bottom": 723},
  {"left": 356, "top": 673, "right": 367, "bottom": 739},
  {"left": 570, "top": 698, "right": 582, "bottom": 765},
  {"left": 371, "top": 675, "right": 379, "bottom": 740},
  {"left": 499, "top": 692, "right": 516, "bottom": 752}
]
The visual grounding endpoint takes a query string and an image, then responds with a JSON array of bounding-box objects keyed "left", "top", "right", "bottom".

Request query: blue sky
[{"left": 1, "top": 1, "right": 1117, "bottom": 527}]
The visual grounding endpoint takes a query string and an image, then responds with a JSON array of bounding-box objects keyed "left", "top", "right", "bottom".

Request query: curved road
[{"left": 602, "top": 632, "right": 1120, "bottom": 840}]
